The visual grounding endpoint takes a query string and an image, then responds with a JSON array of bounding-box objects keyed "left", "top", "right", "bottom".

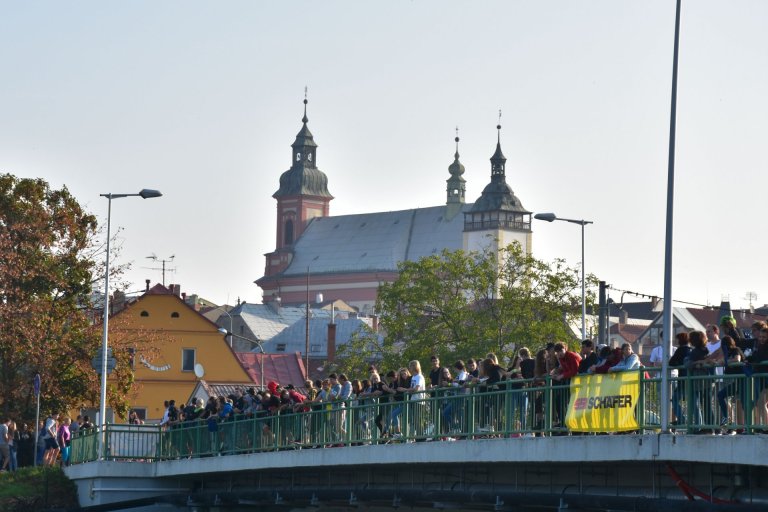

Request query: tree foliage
[
  {"left": 336, "top": 242, "right": 596, "bottom": 373},
  {"left": 0, "top": 174, "right": 158, "bottom": 422}
]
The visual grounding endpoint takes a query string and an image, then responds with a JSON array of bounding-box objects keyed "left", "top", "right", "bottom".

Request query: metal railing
[{"left": 69, "top": 368, "right": 768, "bottom": 465}]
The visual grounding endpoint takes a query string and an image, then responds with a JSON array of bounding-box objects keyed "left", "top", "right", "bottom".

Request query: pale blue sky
[{"left": 2, "top": 1, "right": 767, "bottom": 310}]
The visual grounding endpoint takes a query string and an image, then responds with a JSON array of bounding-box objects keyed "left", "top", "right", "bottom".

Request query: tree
[
  {"left": 0, "top": 174, "right": 159, "bottom": 422},
  {"left": 336, "top": 243, "right": 595, "bottom": 373},
  {"left": 0, "top": 174, "right": 99, "bottom": 420}
]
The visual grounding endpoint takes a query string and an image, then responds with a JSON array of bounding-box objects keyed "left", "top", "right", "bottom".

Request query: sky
[{"left": 1, "top": 1, "right": 767, "bottom": 311}]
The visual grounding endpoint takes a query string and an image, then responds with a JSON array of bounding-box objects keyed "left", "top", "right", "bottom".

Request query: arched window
[
  {"left": 171, "top": 312, "right": 180, "bottom": 318},
  {"left": 140, "top": 311, "right": 149, "bottom": 317},
  {"left": 284, "top": 219, "right": 294, "bottom": 245}
]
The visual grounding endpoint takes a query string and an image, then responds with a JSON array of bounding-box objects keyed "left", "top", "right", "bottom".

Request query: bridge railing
[{"left": 69, "top": 368, "right": 768, "bottom": 464}]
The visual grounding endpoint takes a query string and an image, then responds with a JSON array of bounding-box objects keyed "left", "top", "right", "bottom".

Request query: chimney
[
  {"left": 619, "top": 310, "right": 629, "bottom": 325},
  {"left": 145, "top": 279, "right": 150, "bottom": 292},
  {"left": 170, "top": 284, "right": 181, "bottom": 297},
  {"left": 112, "top": 290, "right": 126, "bottom": 313},
  {"left": 371, "top": 315, "right": 379, "bottom": 333},
  {"left": 181, "top": 292, "right": 187, "bottom": 301},
  {"left": 327, "top": 322, "right": 337, "bottom": 361}
]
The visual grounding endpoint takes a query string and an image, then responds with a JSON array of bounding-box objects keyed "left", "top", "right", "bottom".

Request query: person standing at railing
[
  {"left": 312, "top": 379, "right": 333, "bottom": 445},
  {"left": 578, "top": 341, "right": 597, "bottom": 375},
  {"left": 532, "top": 349, "right": 549, "bottom": 435},
  {"left": 608, "top": 344, "right": 640, "bottom": 372},
  {"left": 476, "top": 357, "right": 505, "bottom": 434},
  {"left": 42, "top": 414, "right": 59, "bottom": 466},
  {"left": 467, "top": 359, "right": 480, "bottom": 379},
  {"left": 57, "top": 417, "right": 72, "bottom": 467},
  {"left": 703, "top": 325, "right": 726, "bottom": 427},
  {"left": 551, "top": 343, "right": 581, "bottom": 432},
  {"left": 589, "top": 346, "right": 621, "bottom": 374},
  {"left": 506, "top": 354, "right": 526, "bottom": 435},
  {"left": 436, "top": 366, "right": 454, "bottom": 437},
  {"left": 389, "top": 368, "right": 411, "bottom": 440},
  {"left": 669, "top": 332, "right": 692, "bottom": 426},
  {"left": 716, "top": 336, "right": 746, "bottom": 433},
  {"left": 685, "top": 331, "right": 713, "bottom": 433},
  {"left": 407, "top": 360, "right": 427, "bottom": 440},
  {"left": 0, "top": 417, "right": 10, "bottom": 472},
  {"left": 747, "top": 327, "right": 768, "bottom": 428}
]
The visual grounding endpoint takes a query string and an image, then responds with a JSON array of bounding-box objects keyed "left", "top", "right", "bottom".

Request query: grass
[{"left": 0, "top": 466, "right": 78, "bottom": 512}]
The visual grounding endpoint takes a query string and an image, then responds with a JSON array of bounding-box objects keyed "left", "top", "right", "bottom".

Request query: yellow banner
[{"left": 565, "top": 372, "right": 639, "bottom": 432}]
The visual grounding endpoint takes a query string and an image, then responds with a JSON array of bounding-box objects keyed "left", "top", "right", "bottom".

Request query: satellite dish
[{"left": 194, "top": 363, "right": 205, "bottom": 379}]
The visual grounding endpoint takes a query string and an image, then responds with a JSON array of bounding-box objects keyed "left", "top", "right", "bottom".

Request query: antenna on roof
[{"left": 144, "top": 254, "right": 177, "bottom": 287}]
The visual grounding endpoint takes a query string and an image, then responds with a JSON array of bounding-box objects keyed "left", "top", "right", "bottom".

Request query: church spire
[
  {"left": 273, "top": 92, "right": 332, "bottom": 199},
  {"left": 490, "top": 110, "right": 506, "bottom": 177},
  {"left": 446, "top": 126, "right": 466, "bottom": 206}
]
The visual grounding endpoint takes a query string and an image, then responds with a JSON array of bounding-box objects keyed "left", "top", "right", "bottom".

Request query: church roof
[{"left": 278, "top": 204, "right": 474, "bottom": 277}]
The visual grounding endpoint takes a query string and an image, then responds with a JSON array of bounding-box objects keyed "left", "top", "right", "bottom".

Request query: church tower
[
  {"left": 264, "top": 96, "right": 333, "bottom": 278},
  {"left": 463, "top": 119, "right": 531, "bottom": 256},
  {"left": 445, "top": 128, "right": 466, "bottom": 220}
]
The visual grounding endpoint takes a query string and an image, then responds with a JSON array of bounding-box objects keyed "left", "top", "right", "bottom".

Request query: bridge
[{"left": 64, "top": 370, "right": 768, "bottom": 511}]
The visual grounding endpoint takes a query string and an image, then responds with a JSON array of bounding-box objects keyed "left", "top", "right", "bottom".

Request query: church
[{"left": 255, "top": 99, "right": 534, "bottom": 313}]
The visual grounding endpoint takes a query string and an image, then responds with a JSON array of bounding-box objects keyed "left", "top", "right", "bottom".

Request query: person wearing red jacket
[
  {"left": 552, "top": 343, "right": 582, "bottom": 381},
  {"left": 551, "top": 343, "right": 582, "bottom": 430}
]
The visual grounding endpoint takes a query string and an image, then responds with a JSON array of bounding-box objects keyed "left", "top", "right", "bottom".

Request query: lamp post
[
  {"left": 218, "top": 328, "right": 265, "bottom": 390},
  {"left": 98, "top": 189, "right": 161, "bottom": 460},
  {"left": 534, "top": 212, "right": 593, "bottom": 340}
]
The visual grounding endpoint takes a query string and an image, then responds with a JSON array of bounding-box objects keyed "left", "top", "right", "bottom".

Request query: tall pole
[
  {"left": 581, "top": 221, "right": 586, "bottom": 340},
  {"left": 305, "top": 267, "right": 310, "bottom": 378},
  {"left": 97, "top": 189, "right": 161, "bottom": 460},
  {"left": 98, "top": 195, "right": 113, "bottom": 460},
  {"left": 661, "top": 0, "right": 682, "bottom": 434}
]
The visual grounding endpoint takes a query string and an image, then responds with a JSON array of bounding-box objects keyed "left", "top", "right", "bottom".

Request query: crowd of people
[
  {"left": 0, "top": 414, "right": 94, "bottom": 471},
  {"left": 54, "top": 315, "right": 768, "bottom": 464},
  {"left": 2, "top": 316, "right": 762, "bottom": 469},
  {"left": 126, "top": 316, "right": 764, "bottom": 460}
]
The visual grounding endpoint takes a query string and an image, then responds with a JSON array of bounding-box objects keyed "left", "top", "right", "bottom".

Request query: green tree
[
  {"left": 336, "top": 243, "right": 595, "bottom": 373},
  {"left": 0, "top": 174, "right": 158, "bottom": 422},
  {"left": 0, "top": 175, "right": 99, "bottom": 420}
]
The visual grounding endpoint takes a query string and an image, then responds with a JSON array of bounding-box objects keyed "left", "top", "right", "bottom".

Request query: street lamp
[
  {"left": 534, "top": 212, "right": 593, "bottom": 340},
  {"left": 217, "top": 307, "right": 234, "bottom": 347},
  {"left": 98, "top": 189, "right": 161, "bottom": 459},
  {"left": 218, "top": 328, "right": 265, "bottom": 390}
]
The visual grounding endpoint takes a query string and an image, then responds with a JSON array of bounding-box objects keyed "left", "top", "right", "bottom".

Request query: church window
[
  {"left": 284, "top": 219, "right": 294, "bottom": 245},
  {"left": 307, "top": 153, "right": 312, "bottom": 161},
  {"left": 296, "top": 153, "right": 301, "bottom": 161}
]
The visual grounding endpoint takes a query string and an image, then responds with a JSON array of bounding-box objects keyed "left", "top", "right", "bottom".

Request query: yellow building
[{"left": 106, "top": 284, "right": 253, "bottom": 422}]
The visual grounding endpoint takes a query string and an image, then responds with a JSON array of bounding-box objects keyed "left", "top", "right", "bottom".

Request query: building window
[
  {"left": 310, "top": 344, "right": 321, "bottom": 353},
  {"left": 171, "top": 312, "right": 180, "bottom": 318},
  {"left": 182, "top": 349, "right": 195, "bottom": 372},
  {"left": 140, "top": 311, "right": 149, "bottom": 317},
  {"left": 284, "top": 219, "right": 294, "bottom": 245},
  {"left": 276, "top": 343, "right": 286, "bottom": 352}
]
